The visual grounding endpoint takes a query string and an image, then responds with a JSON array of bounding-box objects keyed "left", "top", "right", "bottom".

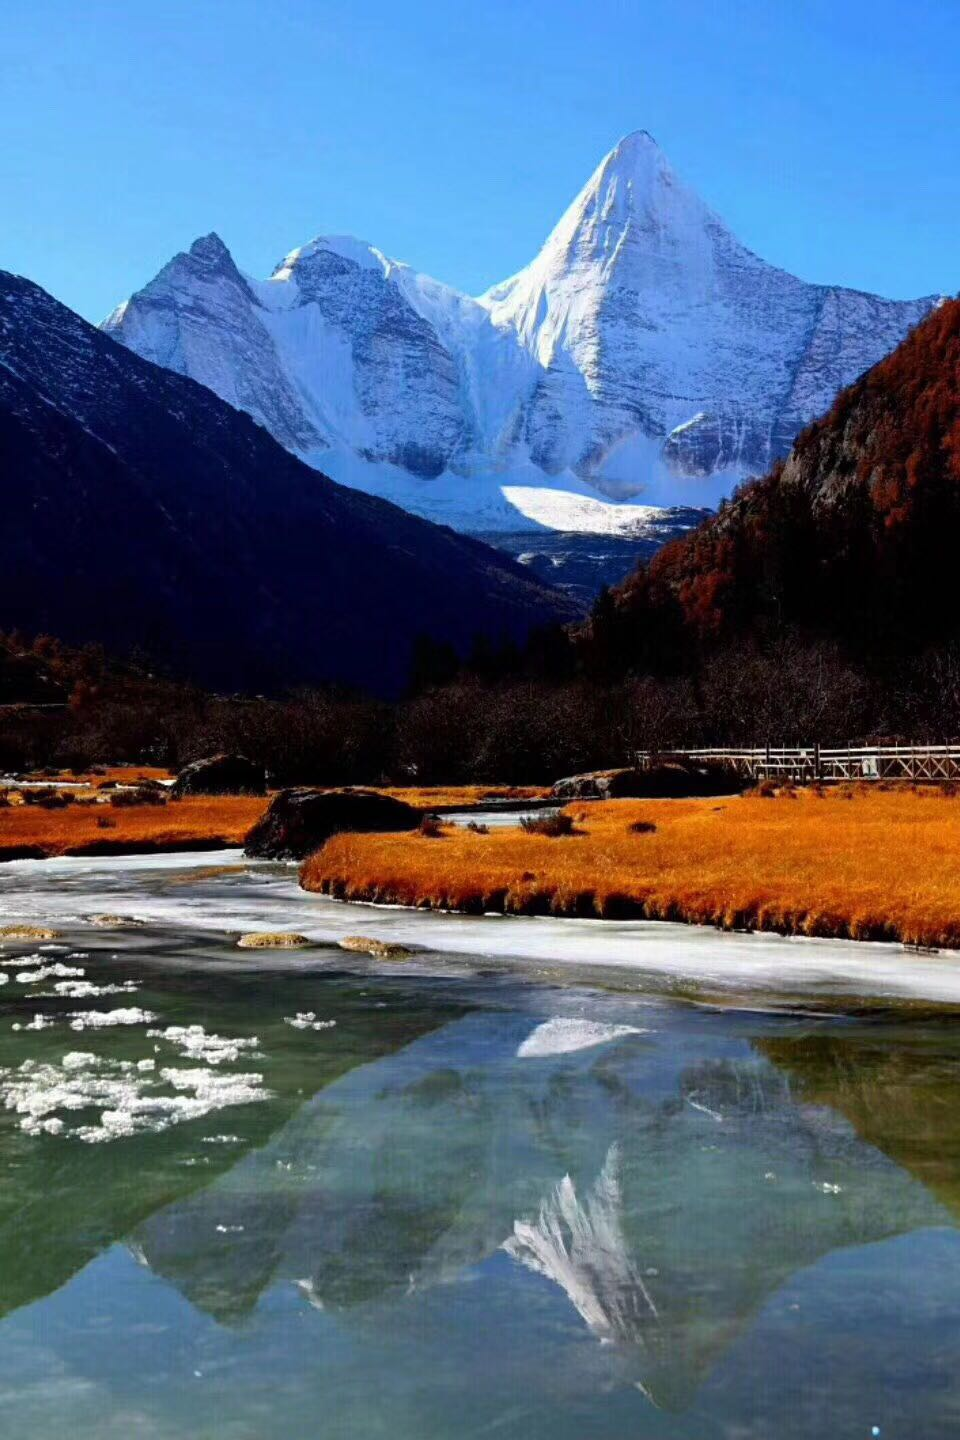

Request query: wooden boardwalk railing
[{"left": 634, "top": 744, "right": 960, "bottom": 784}]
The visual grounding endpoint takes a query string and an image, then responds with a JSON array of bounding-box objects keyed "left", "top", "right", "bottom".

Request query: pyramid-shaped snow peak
[{"left": 103, "top": 133, "right": 941, "bottom": 533}]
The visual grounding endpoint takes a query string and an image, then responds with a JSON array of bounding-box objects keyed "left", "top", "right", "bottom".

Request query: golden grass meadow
[{"left": 303, "top": 786, "right": 960, "bottom": 950}]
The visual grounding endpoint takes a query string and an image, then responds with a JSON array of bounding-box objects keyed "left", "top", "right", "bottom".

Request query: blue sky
[{"left": 2, "top": 0, "right": 957, "bottom": 321}]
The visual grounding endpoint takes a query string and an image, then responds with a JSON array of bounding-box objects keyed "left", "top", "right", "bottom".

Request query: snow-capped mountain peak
[
  {"left": 270, "top": 234, "right": 393, "bottom": 284},
  {"left": 103, "top": 133, "right": 941, "bottom": 538}
]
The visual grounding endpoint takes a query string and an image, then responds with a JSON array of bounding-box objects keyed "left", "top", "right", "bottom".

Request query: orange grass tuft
[
  {"left": 0, "top": 795, "right": 269, "bottom": 860},
  {"left": 301, "top": 789, "right": 960, "bottom": 949}
]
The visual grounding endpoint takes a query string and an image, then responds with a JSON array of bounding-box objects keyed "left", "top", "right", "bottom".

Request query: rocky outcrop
[
  {"left": 244, "top": 788, "right": 422, "bottom": 861},
  {"left": 552, "top": 763, "right": 741, "bottom": 800},
  {"left": 171, "top": 754, "right": 266, "bottom": 798},
  {"left": 552, "top": 768, "right": 647, "bottom": 800}
]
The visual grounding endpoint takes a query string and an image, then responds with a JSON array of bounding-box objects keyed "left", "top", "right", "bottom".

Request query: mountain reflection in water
[
  {"left": 0, "top": 928, "right": 960, "bottom": 1436},
  {"left": 129, "top": 1005, "right": 951, "bottom": 1415}
]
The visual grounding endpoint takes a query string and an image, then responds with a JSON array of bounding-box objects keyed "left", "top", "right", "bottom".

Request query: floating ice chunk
[
  {"left": 49, "top": 980, "right": 138, "bottom": 999},
  {"left": 517, "top": 1017, "right": 646, "bottom": 1058},
  {"left": 0, "top": 1049, "right": 268, "bottom": 1142},
  {"left": 284, "top": 1012, "right": 337, "bottom": 1032},
  {"left": 147, "top": 1024, "right": 260, "bottom": 1065},
  {"left": 68, "top": 1007, "right": 156, "bottom": 1030},
  {"left": 12, "top": 1014, "right": 55, "bottom": 1032},
  {"left": 16, "top": 963, "right": 85, "bottom": 984}
]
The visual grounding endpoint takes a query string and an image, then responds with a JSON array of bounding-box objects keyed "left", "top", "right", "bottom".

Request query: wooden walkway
[{"left": 634, "top": 744, "right": 960, "bottom": 784}]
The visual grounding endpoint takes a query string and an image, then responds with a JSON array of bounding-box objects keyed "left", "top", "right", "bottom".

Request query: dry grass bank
[
  {"left": 0, "top": 795, "right": 268, "bottom": 860},
  {"left": 302, "top": 788, "right": 960, "bottom": 949},
  {"left": 0, "top": 784, "right": 544, "bottom": 861}
]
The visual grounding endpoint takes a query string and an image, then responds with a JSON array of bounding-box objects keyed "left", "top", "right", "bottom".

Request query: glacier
[{"left": 103, "top": 130, "right": 940, "bottom": 544}]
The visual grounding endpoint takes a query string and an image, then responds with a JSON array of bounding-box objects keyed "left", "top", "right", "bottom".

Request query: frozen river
[{"left": 1, "top": 849, "right": 960, "bottom": 1436}]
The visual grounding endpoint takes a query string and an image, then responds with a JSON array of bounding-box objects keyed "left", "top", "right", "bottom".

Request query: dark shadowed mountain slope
[
  {"left": 584, "top": 297, "right": 960, "bottom": 674},
  {"left": 0, "top": 273, "right": 575, "bottom": 695}
]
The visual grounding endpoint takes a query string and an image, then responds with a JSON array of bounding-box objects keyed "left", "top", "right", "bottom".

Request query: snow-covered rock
[{"left": 103, "top": 131, "right": 940, "bottom": 538}]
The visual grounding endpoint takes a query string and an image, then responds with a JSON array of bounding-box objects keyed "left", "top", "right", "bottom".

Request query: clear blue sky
[{"left": 2, "top": 0, "right": 957, "bottom": 321}]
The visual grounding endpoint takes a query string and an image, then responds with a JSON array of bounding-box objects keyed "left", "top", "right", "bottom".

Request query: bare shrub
[
  {"left": 24, "top": 787, "right": 70, "bottom": 809},
  {"left": 110, "top": 786, "right": 168, "bottom": 808}
]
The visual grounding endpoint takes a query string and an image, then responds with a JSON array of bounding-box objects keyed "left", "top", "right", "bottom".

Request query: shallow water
[
  {"left": 1, "top": 854, "right": 960, "bottom": 1435},
  {"left": 441, "top": 805, "right": 559, "bottom": 829}
]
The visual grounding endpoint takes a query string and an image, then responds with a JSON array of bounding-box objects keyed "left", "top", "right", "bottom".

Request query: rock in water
[
  {"left": 236, "top": 932, "right": 313, "bottom": 949},
  {"left": 338, "top": 936, "right": 415, "bottom": 959},
  {"left": 0, "top": 925, "right": 62, "bottom": 941},
  {"left": 244, "top": 789, "right": 422, "bottom": 861},
  {"left": 171, "top": 754, "right": 266, "bottom": 798}
]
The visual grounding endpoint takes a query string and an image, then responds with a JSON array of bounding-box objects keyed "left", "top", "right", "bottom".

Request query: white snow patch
[
  {"left": 500, "top": 487, "right": 670, "bottom": 537},
  {"left": 517, "top": 1017, "right": 647, "bottom": 1058}
]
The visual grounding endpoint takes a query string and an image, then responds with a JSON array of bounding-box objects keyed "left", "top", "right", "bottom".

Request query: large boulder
[
  {"left": 551, "top": 762, "right": 742, "bottom": 800},
  {"left": 551, "top": 768, "right": 649, "bottom": 800},
  {"left": 171, "top": 753, "right": 266, "bottom": 799},
  {"left": 244, "top": 788, "right": 422, "bottom": 861}
]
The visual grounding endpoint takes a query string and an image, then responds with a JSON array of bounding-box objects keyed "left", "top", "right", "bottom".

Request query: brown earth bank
[{"left": 301, "top": 788, "right": 960, "bottom": 950}]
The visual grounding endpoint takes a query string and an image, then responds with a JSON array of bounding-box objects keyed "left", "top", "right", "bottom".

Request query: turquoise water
[{"left": 1, "top": 856, "right": 960, "bottom": 1435}]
